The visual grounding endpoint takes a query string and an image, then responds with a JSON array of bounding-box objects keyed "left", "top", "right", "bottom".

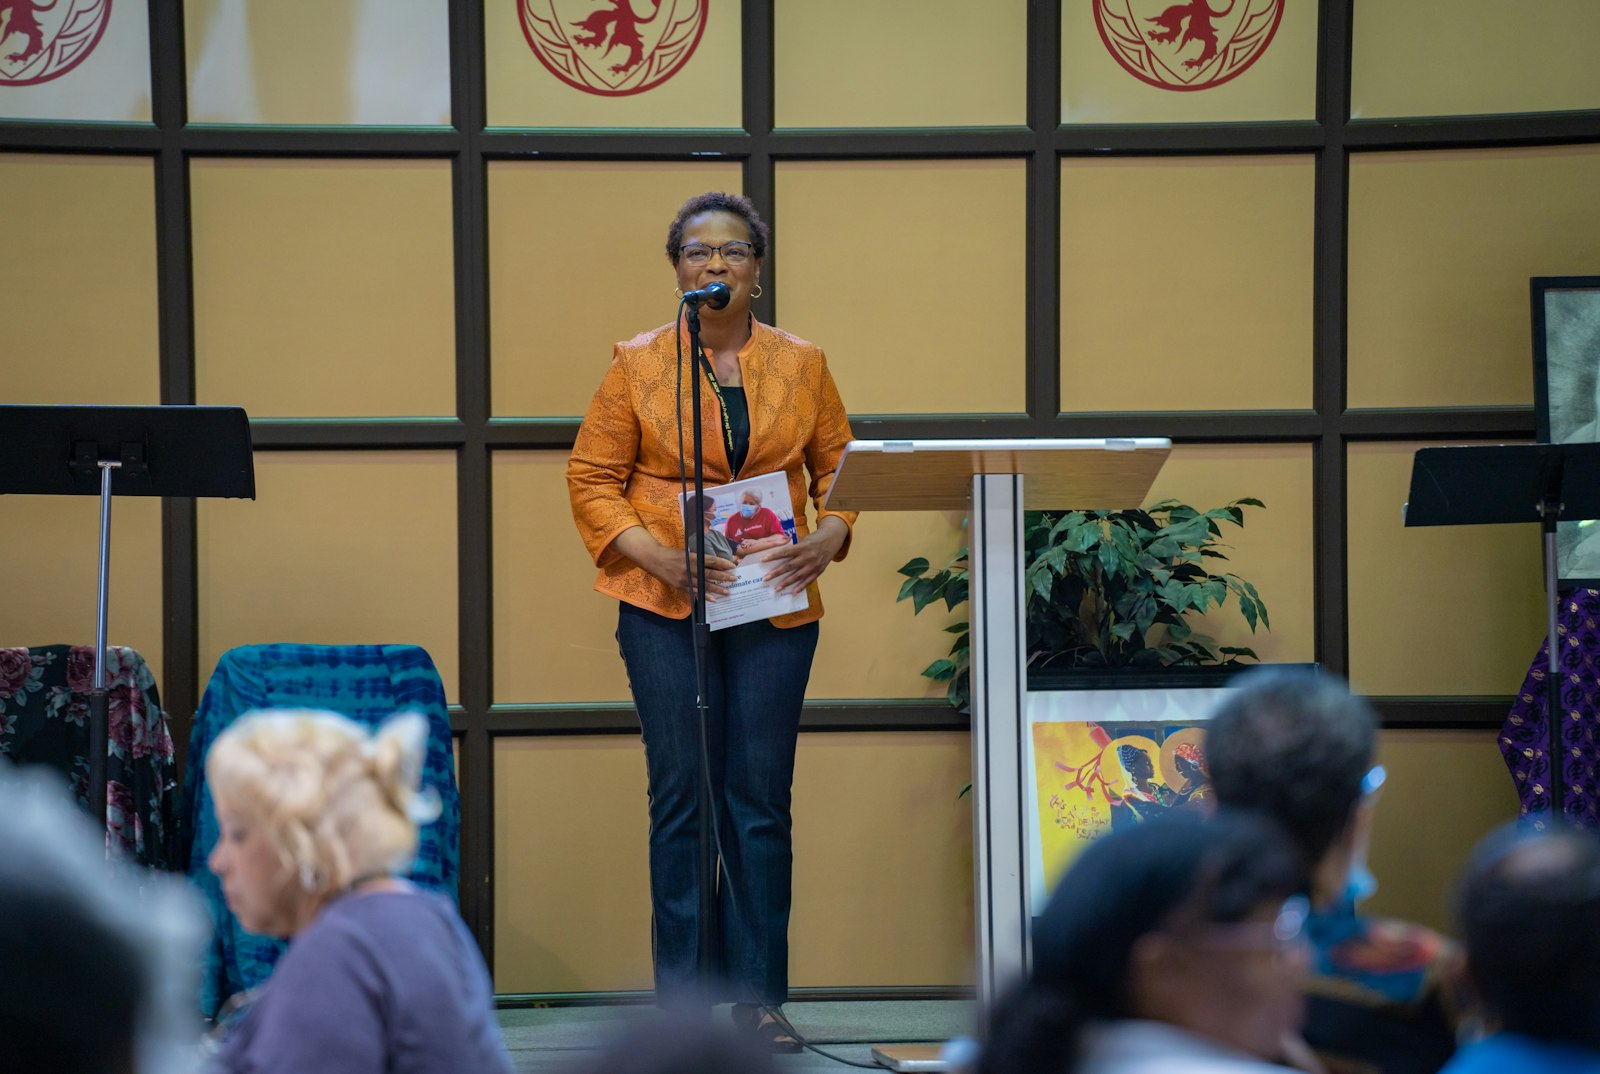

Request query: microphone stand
[{"left": 683, "top": 299, "right": 721, "bottom": 986}]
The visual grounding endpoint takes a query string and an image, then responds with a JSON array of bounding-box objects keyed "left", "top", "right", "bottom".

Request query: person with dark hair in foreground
[
  {"left": 979, "top": 812, "right": 1312, "bottom": 1074},
  {"left": 0, "top": 766, "right": 203, "bottom": 1074},
  {"left": 1205, "top": 668, "right": 1466, "bottom": 1074},
  {"left": 1439, "top": 823, "right": 1600, "bottom": 1073}
]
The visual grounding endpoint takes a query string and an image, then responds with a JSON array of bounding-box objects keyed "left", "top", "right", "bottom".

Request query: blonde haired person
[{"left": 204, "top": 710, "right": 510, "bottom": 1074}]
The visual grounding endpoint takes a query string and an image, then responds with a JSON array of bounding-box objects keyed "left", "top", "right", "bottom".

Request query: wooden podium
[{"left": 826, "top": 437, "right": 1171, "bottom": 1011}]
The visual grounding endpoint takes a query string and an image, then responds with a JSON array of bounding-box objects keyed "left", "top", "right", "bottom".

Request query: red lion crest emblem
[
  {"left": 1094, "top": 0, "right": 1284, "bottom": 92},
  {"left": 520, "top": 0, "right": 706, "bottom": 97},
  {"left": 0, "top": 0, "right": 110, "bottom": 87}
]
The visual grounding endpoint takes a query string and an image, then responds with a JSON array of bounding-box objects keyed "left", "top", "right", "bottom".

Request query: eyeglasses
[
  {"left": 679, "top": 241, "right": 754, "bottom": 266},
  {"left": 1193, "top": 895, "right": 1312, "bottom": 953}
]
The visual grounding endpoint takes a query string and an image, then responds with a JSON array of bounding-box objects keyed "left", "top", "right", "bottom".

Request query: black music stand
[
  {"left": 1406, "top": 442, "right": 1600, "bottom": 819},
  {"left": 0, "top": 405, "right": 254, "bottom": 837}
]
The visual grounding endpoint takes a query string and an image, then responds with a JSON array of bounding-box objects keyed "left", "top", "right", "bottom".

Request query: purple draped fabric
[{"left": 1501, "top": 589, "right": 1600, "bottom": 826}]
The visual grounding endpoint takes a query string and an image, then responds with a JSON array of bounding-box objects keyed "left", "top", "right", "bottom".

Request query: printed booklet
[{"left": 678, "top": 470, "right": 809, "bottom": 631}]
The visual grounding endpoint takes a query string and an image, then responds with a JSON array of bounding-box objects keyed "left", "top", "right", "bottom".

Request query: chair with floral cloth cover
[
  {"left": 0, "top": 645, "right": 181, "bottom": 869},
  {"left": 181, "top": 643, "right": 460, "bottom": 1018}
]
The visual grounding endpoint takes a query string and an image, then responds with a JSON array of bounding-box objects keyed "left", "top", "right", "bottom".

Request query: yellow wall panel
[
  {"left": 489, "top": 161, "right": 741, "bottom": 418},
  {"left": 0, "top": 496, "right": 164, "bottom": 690},
  {"left": 485, "top": 0, "right": 741, "bottom": 129},
  {"left": 1366, "top": 730, "right": 1520, "bottom": 934},
  {"left": 1060, "top": 156, "right": 1314, "bottom": 413},
  {"left": 0, "top": 155, "right": 158, "bottom": 406},
  {"left": 191, "top": 159, "right": 456, "bottom": 419},
  {"left": 777, "top": 160, "right": 1026, "bottom": 415},
  {"left": 493, "top": 736, "right": 652, "bottom": 994},
  {"left": 197, "top": 452, "right": 459, "bottom": 700},
  {"left": 791, "top": 733, "right": 973, "bottom": 987},
  {"left": 1348, "top": 146, "right": 1600, "bottom": 410},
  {"left": 1144, "top": 444, "right": 1315, "bottom": 666},
  {"left": 809, "top": 511, "right": 967, "bottom": 701},
  {"left": 1061, "top": 0, "right": 1316, "bottom": 124},
  {"left": 774, "top": 0, "right": 1025, "bottom": 129},
  {"left": 493, "top": 731, "right": 975, "bottom": 994},
  {"left": 1352, "top": 0, "right": 1600, "bottom": 120},
  {"left": 185, "top": 0, "right": 450, "bottom": 125},
  {"left": 493, "top": 451, "right": 630, "bottom": 704},
  {"left": 1347, "top": 442, "right": 1545, "bottom": 696}
]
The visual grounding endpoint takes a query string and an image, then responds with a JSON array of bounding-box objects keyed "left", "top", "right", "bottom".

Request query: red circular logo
[
  {"left": 0, "top": 0, "right": 111, "bottom": 87},
  {"left": 520, "top": 0, "right": 706, "bottom": 98},
  {"left": 1094, "top": 0, "right": 1284, "bottom": 92}
]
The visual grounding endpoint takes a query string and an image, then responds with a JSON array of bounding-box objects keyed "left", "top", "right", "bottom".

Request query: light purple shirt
[{"left": 214, "top": 887, "right": 511, "bottom": 1074}]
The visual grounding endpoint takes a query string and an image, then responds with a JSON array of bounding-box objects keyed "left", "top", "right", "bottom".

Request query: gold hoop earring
[
  {"left": 750, "top": 283, "right": 763, "bottom": 299},
  {"left": 674, "top": 288, "right": 684, "bottom": 299}
]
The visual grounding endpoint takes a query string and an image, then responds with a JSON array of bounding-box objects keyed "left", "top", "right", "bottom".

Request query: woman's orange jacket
[{"left": 567, "top": 318, "right": 858, "bottom": 627}]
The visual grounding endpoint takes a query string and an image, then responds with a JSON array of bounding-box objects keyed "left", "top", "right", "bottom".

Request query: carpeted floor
[{"left": 497, "top": 1000, "right": 976, "bottom": 1074}]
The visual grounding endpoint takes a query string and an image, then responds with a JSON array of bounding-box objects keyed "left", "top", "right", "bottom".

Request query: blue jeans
[{"left": 615, "top": 602, "right": 820, "bottom": 1006}]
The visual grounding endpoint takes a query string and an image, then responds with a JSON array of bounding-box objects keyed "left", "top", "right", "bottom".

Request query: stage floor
[{"left": 497, "top": 999, "right": 975, "bottom": 1073}]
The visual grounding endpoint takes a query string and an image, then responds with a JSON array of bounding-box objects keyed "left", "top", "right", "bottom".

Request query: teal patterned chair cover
[
  {"left": 182, "top": 644, "right": 460, "bottom": 1018},
  {"left": 0, "top": 645, "right": 180, "bottom": 868}
]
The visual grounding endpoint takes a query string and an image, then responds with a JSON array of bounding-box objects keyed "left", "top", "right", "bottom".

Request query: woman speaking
[{"left": 567, "top": 191, "right": 856, "bottom": 1049}]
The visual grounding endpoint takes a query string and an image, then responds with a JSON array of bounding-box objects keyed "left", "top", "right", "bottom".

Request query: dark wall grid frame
[{"left": 3, "top": 0, "right": 1598, "bottom": 983}]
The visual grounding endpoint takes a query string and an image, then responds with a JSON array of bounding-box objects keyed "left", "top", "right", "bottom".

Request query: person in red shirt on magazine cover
[{"left": 725, "top": 490, "right": 790, "bottom": 560}]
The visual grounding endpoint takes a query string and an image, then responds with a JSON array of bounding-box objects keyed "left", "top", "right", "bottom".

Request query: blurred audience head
[
  {"left": 206, "top": 709, "right": 438, "bottom": 937},
  {"left": 1459, "top": 821, "right": 1600, "bottom": 1047},
  {"left": 980, "top": 811, "right": 1305, "bottom": 1074},
  {"left": 1205, "top": 667, "right": 1379, "bottom": 897},
  {"left": 560, "top": 1011, "right": 774, "bottom": 1074},
  {"left": 0, "top": 765, "right": 203, "bottom": 1074}
]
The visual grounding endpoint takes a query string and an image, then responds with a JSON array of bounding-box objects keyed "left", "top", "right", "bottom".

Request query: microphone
[{"left": 681, "top": 282, "right": 731, "bottom": 309}]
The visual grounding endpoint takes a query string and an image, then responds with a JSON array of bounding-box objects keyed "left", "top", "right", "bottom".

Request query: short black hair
[
  {"left": 665, "top": 191, "right": 770, "bottom": 265},
  {"left": 1460, "top": 822, "right": 1600, "bottom": 1046},
  {"left": 1205, "top": 668, "right": 1377, "bottom": 881},
  {"left": 980, "top": 812, "right": 1299, "bottom": 1074},
  {"left": 0, "top": 779, "right": 149, "bottom": 1074}
]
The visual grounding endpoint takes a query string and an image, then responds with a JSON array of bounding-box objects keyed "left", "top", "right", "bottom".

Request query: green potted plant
[{"left": 897, "top": 499, "right": 1271, "bottom": 712}]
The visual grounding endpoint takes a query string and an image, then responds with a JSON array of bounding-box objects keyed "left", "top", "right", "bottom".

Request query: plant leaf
[
  {"left": 910, "top": 577, "right": 941, "bottom": 614},
  {"left": 945, "top": 577, "right": 969, "bottom": 610}
]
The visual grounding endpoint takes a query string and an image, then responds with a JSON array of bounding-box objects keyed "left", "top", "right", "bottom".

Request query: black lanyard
[{"left": 699, "top": 355, "right": 739, "bottom": 469}]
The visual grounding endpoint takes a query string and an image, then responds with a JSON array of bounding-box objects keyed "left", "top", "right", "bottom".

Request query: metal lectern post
[{"left": 0, "top": 405, "right": 255, "bottom": 844}]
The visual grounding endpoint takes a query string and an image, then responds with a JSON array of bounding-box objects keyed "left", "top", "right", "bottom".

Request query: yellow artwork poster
[
  {"left": 1031, "top": 720, "right": 1214, "bottom": 909},
  {"left": 1032, "top": 720, "right": 1115, "bottom": 897}
]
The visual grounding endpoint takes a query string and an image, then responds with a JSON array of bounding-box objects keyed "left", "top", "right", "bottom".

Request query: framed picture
[{"left": 1532, "top": 276, "right": 1600, "bottom": 589}]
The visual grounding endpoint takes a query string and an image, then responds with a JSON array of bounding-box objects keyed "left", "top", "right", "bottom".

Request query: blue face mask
[
  {"left": 1341, "top": 764, "right": 1385, "bottom": 907},
  {"left": 739, "top": 504, "right": 758, "bottom": 518},
  {"left": 1344, "top": 860, "right": 1379, "bottom": 906}
]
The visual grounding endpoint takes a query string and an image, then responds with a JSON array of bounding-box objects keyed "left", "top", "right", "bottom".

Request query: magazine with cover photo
[{"left": 678, "top": 470, "right": 809, "bottom": 631}]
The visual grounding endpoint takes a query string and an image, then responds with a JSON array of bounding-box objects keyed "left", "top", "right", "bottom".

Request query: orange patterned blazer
[{"left": 567, "top": 317, "right": 858, "bottom": 627}]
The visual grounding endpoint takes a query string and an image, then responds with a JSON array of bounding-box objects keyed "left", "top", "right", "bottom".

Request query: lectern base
[{"left": 870, "top": 1044, "right": 951, "bottom": 1071}]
